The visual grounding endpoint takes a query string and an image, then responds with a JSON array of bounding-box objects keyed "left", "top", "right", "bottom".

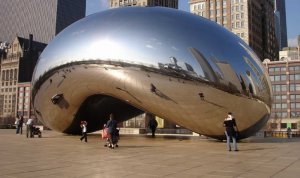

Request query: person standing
[
  {"left": 15, "top": 115, "right": 20, "bottom": 134},
  {"left": 26, "top": 116, "right": 34, "bottom": 138},
  {"left": 223, "top": 112, "right": 238, "bottom": 151},
  {"left": 106, "top": 113, "right": 118, "bottom": 149},
  {"left": 148, "top": 116, "right": 158, "bottom": 138},
  {"left": 287, "top": 127, "right": 292, "bottom": 139},
  {"left": 18, "top": 116, "right": 24, "bottom": 135},
  {"left": 80, "top": 121, "right": 88, "bottom": 142}
]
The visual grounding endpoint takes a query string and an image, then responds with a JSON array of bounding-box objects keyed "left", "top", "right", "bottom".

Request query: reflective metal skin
[{"left": 32, "top": 7, "right": 272, "bottom": 139}]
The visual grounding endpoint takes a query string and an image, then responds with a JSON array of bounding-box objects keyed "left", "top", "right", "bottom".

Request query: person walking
[
  {"left": 80, "top": 121, "right": 88, "bottom": 142},
  {"left": 106, "top": 113, "right": 118, "bottom": 149},
  {"left": 26, "top": 116, "right": 34, "bottom": 138},
  {"left": 148, "top": 116, "right": 158, "bottom": 138},
  {"left": 223, "top": 112, "right": 238, "bottom": 151}
]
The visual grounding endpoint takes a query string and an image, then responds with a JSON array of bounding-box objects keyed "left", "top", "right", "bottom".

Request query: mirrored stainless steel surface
[{"left": 32, "top": 7, "right": 272, "bottom": 139}]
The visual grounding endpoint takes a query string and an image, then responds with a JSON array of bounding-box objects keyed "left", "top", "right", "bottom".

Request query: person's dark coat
[
  {"left": 223, "top": 118, "right": 237, "bottom": 137},
  {"left": 149, "top": 118, "right": 158, "bottom": 129},
  {"left": 106, "top": 119, "right": 118, "bottom": 134}
]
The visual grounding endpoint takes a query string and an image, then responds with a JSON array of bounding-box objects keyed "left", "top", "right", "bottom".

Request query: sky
[{"left": 86, "top": 0, "right": 300, "bottom": 47}]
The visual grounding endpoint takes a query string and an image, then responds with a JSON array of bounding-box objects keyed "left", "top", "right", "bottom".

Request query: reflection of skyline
[
  {"left": 158, "top": 56, "right": 198, "bottom": 78},
  {"left": 188, "top": 47, "right": 219, "bottom": 83},
  {"left": 215, "top": 61, "right": 242, "bottom": 92}
]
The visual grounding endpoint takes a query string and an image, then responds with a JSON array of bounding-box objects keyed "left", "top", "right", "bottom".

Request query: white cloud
[
  {"left": 146, "top": 44, "right": 154, "bottom": 49},
  {"left": 288, "top": 37, "right": 298, "bottom": 47}
]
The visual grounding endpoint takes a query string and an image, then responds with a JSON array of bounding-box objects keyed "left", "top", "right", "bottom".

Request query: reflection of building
[
  {"left": 158, "top": 56, "right": 198, "bottom": 78},
  {"left": 245, "top": 70, "right": 257, "bottom": 95},
  {"left": 188, "top": 47, "right": 219, "bottom": 82},
  {"left": 0, "top": 0, "right": 86, "bottom": 43},
  {"left": 263, "top": 59, "right": 300, "bottom": 132},
  {"left": 216, "top": 61, "right": 242, "bottom": 91},
  {"left": 110, "top": 0, "right": 178, "bottom": 8},
  {"left": 189, "top": 0, "right": 279, "bottom": 61},
  {"left": 0, "top": 35, "right": 46, "bottom": 124}
]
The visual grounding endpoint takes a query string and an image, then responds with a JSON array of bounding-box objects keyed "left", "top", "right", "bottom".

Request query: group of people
[
  {"left": 78, "top": 112, "right": 238, "bottom": 152},
  {"left": 79, "top": 113, "right": 159, "bottom": 148},
  {"left": 80, "top": 113, "right": 119, "bottom": 149},
  {"left": 15, "top": 115, "right": 35, "bottom": 138}
]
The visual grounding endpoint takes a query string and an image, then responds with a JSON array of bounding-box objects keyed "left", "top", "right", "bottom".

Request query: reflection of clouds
[{"left": 146, "top": 44, "right": 155, "bottom": 49}]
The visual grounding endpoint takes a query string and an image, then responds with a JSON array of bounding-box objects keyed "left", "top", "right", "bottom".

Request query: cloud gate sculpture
[{"left": 32, "top": 7, "right": 272, "bottom": 139}]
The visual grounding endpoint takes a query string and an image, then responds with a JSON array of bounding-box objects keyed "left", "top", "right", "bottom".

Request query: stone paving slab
[{"left": 0, "top": 129, "right": 300, "bottom": 178}]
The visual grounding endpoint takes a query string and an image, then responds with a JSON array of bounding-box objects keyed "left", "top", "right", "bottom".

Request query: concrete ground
[{"left": 0, "top": 129, "right": 299, "bottom": 178}]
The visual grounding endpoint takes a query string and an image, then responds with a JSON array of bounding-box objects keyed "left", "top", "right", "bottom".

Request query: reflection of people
[
  {"left": 106, "top": 113, "right": 118, "bottom": 149},
  {"left": 80, "top": 121, "right": 88, "bottom": 142},
  {"left": 26, "top": 116, "right": 34, "bottom": 138},
  {"left": 223, "top": 112, "right": 238, "bottom": 151},
  {"left": 148, "top": 117, "right": 158, "bottom": 138},
  {"left": 287, "top": 127, "right": 292, "bottom": 139},
  {"left": 199, "top": 92, "right": 205, "bottom": 100},
  {"left": 150, "top": 83, "right": 157, "bottom": 93}
]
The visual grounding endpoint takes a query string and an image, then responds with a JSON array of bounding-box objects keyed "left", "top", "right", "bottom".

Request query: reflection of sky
[{"left": 33, "top": 7, "right": 266, "bottom": 89}]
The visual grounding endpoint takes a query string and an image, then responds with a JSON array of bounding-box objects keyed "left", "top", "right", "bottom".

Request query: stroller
[
  {"left": 102, "top": 127, "right": 119, "bottom": 148},
  {"left": 32, "top": 126, "right": 42, "bottom": 138}
]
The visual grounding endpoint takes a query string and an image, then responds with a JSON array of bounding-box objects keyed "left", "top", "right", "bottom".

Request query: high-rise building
[
  {"left": 0, "top": 0, "right": 86, "bottom": 44},
  {"left": 263, "top": 59, "right": 300, "bottom": 132},
  {"left": 189, "top": 0, "right": 279, "bottom": 61},
  {"left": 0, "top": 35, "right": 46, "bottom": 123},
  {"left": 274, "top": 0, "right": 287, "bottom": 49},
  {"left": 110, "top": 0, "right": 178, "bottom": 9}
]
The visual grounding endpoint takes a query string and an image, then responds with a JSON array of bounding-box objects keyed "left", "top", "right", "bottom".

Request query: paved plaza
[{"left": 0, "top": 129, "right": 300, "bottom": 178}]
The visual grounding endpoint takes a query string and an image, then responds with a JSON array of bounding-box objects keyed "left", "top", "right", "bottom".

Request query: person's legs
[
  {"left": 151, "top": 128, "right": 155, "bottom": 137},
  {"left": 111, "top": 132, "right": 116, "bottom": 147},
  {"left": 30, "top": 126, "right": 33, "bottom": 137},
  {"left": 80, "top": 132, "right": 84, "bottom": 141},
  {"left": 16, "top": 126, "right": 20, "bottom": 134},
  {"left": 20, "top": 125, "right": 23, "bottom": 134},
  {"left": 84, "top": 132, "right": 87, "bottom": 142},
  {"left": 232, "top": 136, "right": 238, "bottom": 151},
  {"left": 26, "top": 125, "right": 29, "bottom": 138},
  {"left": 225, "top": 131, "right": 231, "bottom": 151}
]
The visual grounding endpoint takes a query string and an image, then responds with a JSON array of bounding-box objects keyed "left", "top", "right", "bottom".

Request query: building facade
[
  {"left": 17, "top": 82, "right": 34, "bottom": 121},
  {"left": 263, "top": 59, "right": 300, "bottom": 132},
  {"left": 0, "top": 0, "right": 86, "bottom": 44},
  {"left": 0, "top": 35, "right": 46, "bottom": 124},
  {"left": 279, "top": 47, "right": 299, "bottom": 61},
  {"left": 279, "top": 36, "right": 300, "bottom": 61},
  {"left": 189, "top": 0, "right": 279, "bottom": 61},
  {"left": 110, "top": 0, "right": 178, "bottom": 9},
  {"left": 274, "top": 0, "right": 287, "bottom": 49}
]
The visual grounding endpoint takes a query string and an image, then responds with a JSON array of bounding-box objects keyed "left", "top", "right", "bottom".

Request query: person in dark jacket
[
  {"left": 148, "top": 117, "right": 158, "bottom": 138},
  {"left": 18, "top": 116, "right": 24, "bottom": 135},
  {"left": 106, "top": 113, "right": 118, "bottom": 149},
  {"left": 223, "top": 112, "right": 238, "bottom": 151}
]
